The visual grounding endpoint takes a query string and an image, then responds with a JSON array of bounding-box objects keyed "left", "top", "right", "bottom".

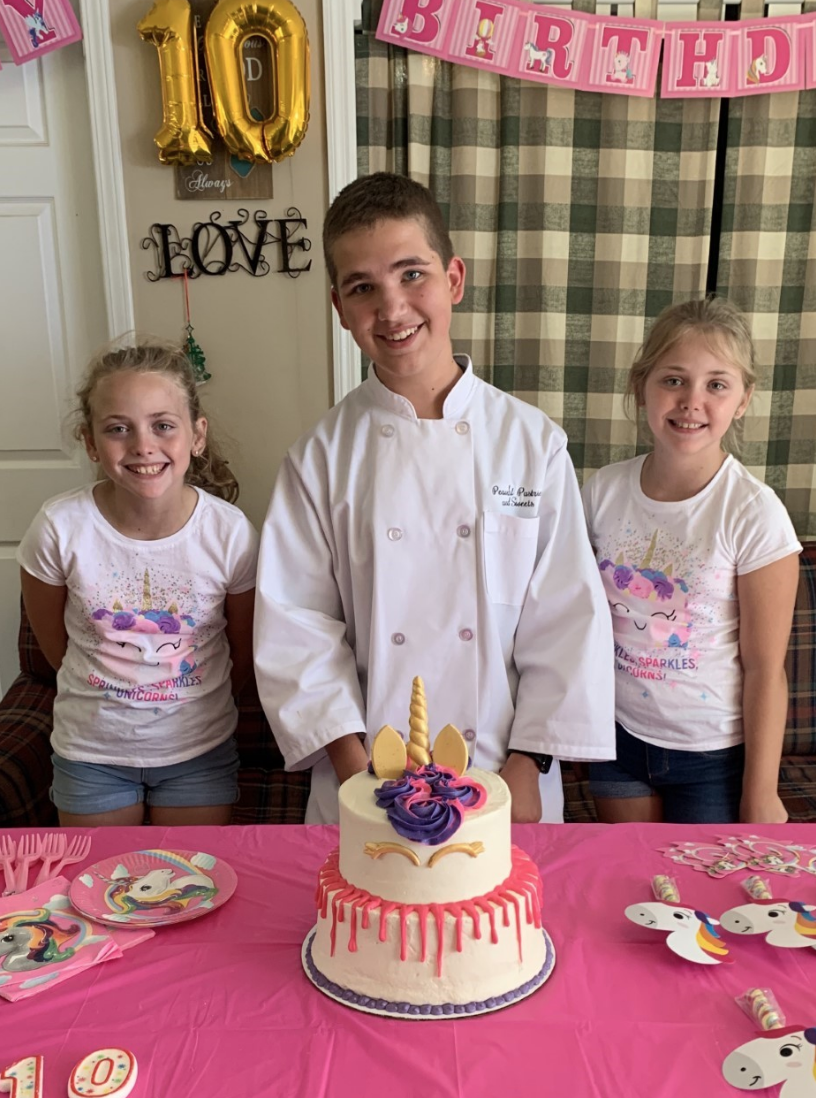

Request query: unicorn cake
[{"left": 302, "top": 678, "right": 555, "bottom": 1018}]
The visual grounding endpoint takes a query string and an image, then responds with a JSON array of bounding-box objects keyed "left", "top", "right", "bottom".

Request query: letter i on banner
[
  {"left": 0, "top": 0, "right": 82, "bottom": 65},
  {"left": 446, "top": 0, "right": 519, "bottom": 71},
  {"left": 661, "top": 22, "right": 730, "bottom": 96},
  {"left": 375, "top": 0, "right": 458, "bottom": 57},
  {"left": 1, "top": 1058, "right": 43, "bottom": 1098},
  {"left": 730, "top": 16, "right": 805, "bottom": 96}
]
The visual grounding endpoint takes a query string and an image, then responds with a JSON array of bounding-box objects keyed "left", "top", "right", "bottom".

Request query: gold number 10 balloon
[{"left": 138, "top": 0, "right": 310, "bottom": 165}]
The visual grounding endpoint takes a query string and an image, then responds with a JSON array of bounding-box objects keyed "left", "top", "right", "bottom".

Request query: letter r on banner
[
  {"left": 675, "top": 30, "right": 725, "bottom": 87},
  {"left": 530, "top": 13, "right": 576, "bottom": 78},
  {"left": 399, "top": 0, "right": 446, "bottom": 44}
]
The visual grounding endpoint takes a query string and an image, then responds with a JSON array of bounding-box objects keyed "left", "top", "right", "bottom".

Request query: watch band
[{"left": 506, "top": 749, "right": 553, "bottom": 774}]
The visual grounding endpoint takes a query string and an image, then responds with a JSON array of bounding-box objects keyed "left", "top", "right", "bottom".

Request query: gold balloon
[
  {"left": 138, "top": 0, "right": 213, "bottom": 165},
  {"left": 205, "top": 0, "right": 310, "bottom": 164}
]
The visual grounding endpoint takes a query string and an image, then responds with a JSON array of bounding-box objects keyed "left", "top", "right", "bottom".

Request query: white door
[{"left": 0, "top": 6, "right": 112, "bottom": 692}]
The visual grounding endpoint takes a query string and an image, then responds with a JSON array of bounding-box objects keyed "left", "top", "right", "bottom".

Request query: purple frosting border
[{"left": 303, "top": 928, "right": 555, "bottom": 1019}]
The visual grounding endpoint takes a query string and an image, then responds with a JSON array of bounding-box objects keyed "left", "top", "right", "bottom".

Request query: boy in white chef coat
[{"left": 254, "top": 172, "right": 614, "bottom": 824}]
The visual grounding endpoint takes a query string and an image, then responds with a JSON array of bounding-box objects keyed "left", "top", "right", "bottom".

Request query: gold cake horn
[
  {"left": 369, "top": 676, "right": 471, "bottom": 778},
  {"left": 406, "top": 676, "right": 432, "bottom": 769}
]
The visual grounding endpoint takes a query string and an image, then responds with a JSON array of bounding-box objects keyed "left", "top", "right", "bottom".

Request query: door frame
[
  {"left": 322, "top": 0, "right": 361, "bottom": 403},
  {"left": 78, "top": 0, "right": 135, "bottom": 337}
]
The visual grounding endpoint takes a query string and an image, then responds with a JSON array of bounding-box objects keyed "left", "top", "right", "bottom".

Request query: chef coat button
[
  {"left": 463, "top": 728, "right": 476, "bottom": 742},
  {"left": 387, "top": 527, "right": 403, "bottom": 541},
  {"left": 457, "top": 524, "right": 471, "bottom": 538},
  {"left": 391, "top": 632, "right": 405, "bottom": 645},
  {"left": 381, "top": 424, "right": 395, "bottom": 438},
  {"left": 458, "top": 628, "right": 474, "bottom": 642},
  {"left": 455, "top": 421, "right": 470, "bottom": 435}
]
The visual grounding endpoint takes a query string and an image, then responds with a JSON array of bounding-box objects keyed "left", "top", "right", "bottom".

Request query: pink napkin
[{"left": 0, "top": 877, "right": 153, "bottom": 1001}]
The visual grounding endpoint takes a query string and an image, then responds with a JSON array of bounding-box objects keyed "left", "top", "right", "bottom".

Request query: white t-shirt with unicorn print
[
  {"left": 18, "top": 485, "right": 258, "bottom": 767},
  {"left": 582, "top": 454, "right": 801, "bottom": 752}
]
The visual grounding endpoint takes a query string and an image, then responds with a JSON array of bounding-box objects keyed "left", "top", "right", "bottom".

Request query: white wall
[{"left": 109, "top": 1, "right": 334, "bottom": 529}]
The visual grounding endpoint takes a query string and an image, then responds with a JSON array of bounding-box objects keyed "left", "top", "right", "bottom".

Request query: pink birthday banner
[
  {"left": 0, "top": 0, "right": 81, "bottom": 68},
  {"left": 377, "top": 0, "right": 816, "bottom": 98}
]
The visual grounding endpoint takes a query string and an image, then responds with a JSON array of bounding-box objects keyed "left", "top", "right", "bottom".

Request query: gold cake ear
[
  {"left": 371, "top": 724, "right": 408, "bottom": 779},
  {"left": 432, "top": 723, "right": 469, "bottom": 777}
]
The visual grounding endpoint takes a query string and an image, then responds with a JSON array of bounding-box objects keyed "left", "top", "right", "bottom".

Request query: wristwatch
[{"left": 506, "top": 749, "right": 553, "bottom": 774}]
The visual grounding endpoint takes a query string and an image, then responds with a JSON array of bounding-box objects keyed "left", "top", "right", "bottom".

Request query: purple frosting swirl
[{"left": 374, "top": 765, "right": 486, "bottom": 845}]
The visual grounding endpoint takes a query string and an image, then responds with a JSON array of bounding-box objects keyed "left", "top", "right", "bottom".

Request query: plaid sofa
[
  {"left": 0, "top": 609, "right": 310, "bottom": 828},
  {"left": 2, "top": 542, "right": 814, "bottom": 826}
]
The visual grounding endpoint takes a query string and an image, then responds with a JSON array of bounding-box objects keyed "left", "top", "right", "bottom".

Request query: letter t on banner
[
  {"left": 662, "top": 23, "right": 730, "bottom": 96},
  {"left": 581, "top": 19, "right": 663, "bottom": 96}
]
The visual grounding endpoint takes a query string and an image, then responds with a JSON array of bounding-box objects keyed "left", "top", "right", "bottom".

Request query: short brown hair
[
  {"left": 323, "top": 172, "right": 454, "bottom": 286},
  {"left": 74, "top": 338, "right": 239, "bottom": 502},
  {"left": 627, "top": 297, "right": 756, "bottom": 453}
]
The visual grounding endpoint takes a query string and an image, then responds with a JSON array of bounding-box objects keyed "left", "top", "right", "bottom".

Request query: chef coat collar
[{"left": 364, "top": 355, "right": 476, "bottom": 421}]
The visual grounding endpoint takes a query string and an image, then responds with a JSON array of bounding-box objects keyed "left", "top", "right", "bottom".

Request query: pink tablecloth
[{"left": 3, "top": 822, "right": 815, "bottom": 1097}]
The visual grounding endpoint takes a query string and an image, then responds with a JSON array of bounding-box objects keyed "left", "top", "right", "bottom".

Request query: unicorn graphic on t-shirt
[
  {"left": 90, "top": 568, "right": 199, "bottom": 687},
  {"left": 599, "top": 531, "right": 692, "bottom": 649}
]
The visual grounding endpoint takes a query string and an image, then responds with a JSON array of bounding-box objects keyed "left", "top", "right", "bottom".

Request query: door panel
[{"left": 0, "top": 11, "right": 109, "bottom": 692}]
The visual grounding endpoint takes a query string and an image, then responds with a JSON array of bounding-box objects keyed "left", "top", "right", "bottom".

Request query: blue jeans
[
  {"left": 51, "top": 737, "right": 240, "bottom": 815},
  {"left": 589, "top": 723, "right": 745, "bottom": 823}
]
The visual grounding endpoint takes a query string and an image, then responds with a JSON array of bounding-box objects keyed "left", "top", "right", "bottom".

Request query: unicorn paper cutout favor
[
  {"left": 723, "top": 1026, "right": 816, "bottom": 1096},
  {"left": 721, "top": 899, "right": 816, "bottom": 949},
  {"left": 625, "top": 896, "right": 732, "bottom": 965}
]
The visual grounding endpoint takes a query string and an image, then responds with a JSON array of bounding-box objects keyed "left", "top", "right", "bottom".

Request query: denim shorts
[
  {"left": 589, "top": 722, "right": 745, "bottom": 823},
  {"left": 51, "top": 737, "right": 240, "bottom": 815}
]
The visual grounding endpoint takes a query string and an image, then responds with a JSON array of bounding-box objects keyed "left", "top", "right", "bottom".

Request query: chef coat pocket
[{"left": 483, "top": 511, "right": 540, "bottom": 605}]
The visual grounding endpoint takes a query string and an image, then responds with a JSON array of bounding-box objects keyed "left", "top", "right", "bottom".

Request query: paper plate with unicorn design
[{"left": 68, "top": 849, "right": 236, "bottom": 927}]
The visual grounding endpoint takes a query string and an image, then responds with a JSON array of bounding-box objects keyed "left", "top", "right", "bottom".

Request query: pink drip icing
[
  {"left": 399, "top": 906, "right": 411, "bottom": 961},
  {"left": 349, "top": 903, "right": 358, "bottom": 952},
  {"left": 432, "top": 905, "right": 445, "bottom": 977},
  {"left": 462, "top": 900, "right": 481, "bottom": 939},
  {"left": 477, "top": 898, "right": 498, "bottom": 943},
  {"left": 315, "top": 846, "right": 543, "bottom": 978},
  {"left": 419, "top": 906, "right": 428, "bottom": 962}
]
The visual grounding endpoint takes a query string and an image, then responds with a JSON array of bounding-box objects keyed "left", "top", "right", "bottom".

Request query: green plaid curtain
[
  {"left": 715, "top": 0, "right": 816, "bottom": 536},
  {"left": 356, "top": 0, "right": 814, "bottom": 536}
]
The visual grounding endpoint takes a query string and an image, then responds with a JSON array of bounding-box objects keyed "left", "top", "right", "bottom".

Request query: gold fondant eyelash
[
  {"left": 427, "top": 842, "right": 485, "bottom": 867},
  {"left": 363, "top": 842, "right": 421, "bottom": 865}
]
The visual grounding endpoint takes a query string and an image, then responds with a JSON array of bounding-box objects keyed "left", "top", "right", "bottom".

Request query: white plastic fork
[
  {"left": 13, "top": 833, "right": 42, "bottom": 894},
  {"left": 0, "top": 835, "right": 16, "bottom": 895},
  {"left": 33, "top": 832, "right": 68, "bottom": 886},
  {"left": 49, "top": 834, "right": 92, "bottom": 879}
]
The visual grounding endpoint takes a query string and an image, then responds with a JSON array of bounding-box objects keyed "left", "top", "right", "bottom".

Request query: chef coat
[{"left": 254, "top": 357, "right": 615, "bottom": 822}]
